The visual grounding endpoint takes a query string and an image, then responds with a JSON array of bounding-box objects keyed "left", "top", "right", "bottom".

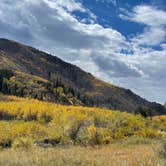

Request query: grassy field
[
  {"left": 0, "top": 140, "right": 165, "bottom": 166},
  {"left": 0, "top": 95, "right": 165, "bottom": 166}
]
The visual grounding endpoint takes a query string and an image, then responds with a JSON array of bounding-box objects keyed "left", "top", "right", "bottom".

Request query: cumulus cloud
[
  {"left": 0, "top": 0, "right": 166, "bottom": 103},
  {"left": 125, "top": 5, "right": 166, "bottom": 27},
  {"left": 91, "top": 52, "right": 142, "bottom": 77},
  {"left": 117, "top": 5, "right": 166, "bottom": 103},
  {"left": 119, "top": 5, "right": 166, "bottom": 46}
]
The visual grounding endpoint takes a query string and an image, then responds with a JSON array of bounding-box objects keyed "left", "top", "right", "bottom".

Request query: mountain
[{"left": 0, "top": 38, "right": 165, "bottom": 115}]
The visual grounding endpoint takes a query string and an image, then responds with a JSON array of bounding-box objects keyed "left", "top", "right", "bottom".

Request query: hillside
[
  {"left": 0, "top": 95, "right": 165, "bottom": 166},
  {"left": 0, "top": 38, "right": 165, "bottom": 115},
  {"left": 0, "top": 95, "right": 165, "bottom": 145}
]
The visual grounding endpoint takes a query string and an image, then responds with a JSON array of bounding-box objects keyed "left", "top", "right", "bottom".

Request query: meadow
[
  {"left": 0, "top": 95, "right": 165, "bottom": 166},
  {"left": 0, "top": 141, "right": 165, "bottom": 166}
]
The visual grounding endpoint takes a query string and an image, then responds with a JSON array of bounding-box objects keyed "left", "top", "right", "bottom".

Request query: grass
[{"left": 0, "top": 142, "right": 165, "bottom": 166}]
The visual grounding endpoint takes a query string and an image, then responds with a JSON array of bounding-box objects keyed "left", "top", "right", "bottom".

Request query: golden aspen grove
[{"left": 0, "top": 95, "right": 165, "bottom": 166}]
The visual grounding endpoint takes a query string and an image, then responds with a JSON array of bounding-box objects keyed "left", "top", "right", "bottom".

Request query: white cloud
[
  {"left": 120, "top": 5, "right": 166, "bottom": 46},
  {"left": 48, "top": 0, "right": 85, "bottom": 12},
  {"left": 132, "top": 27, "right": 166, "bottom": 46},
  {"left": 119, "top": 5, "right": 166, "bottom": 27}
]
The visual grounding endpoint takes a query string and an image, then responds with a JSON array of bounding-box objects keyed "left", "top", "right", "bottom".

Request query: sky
[{"left": 0, "top": 0, "right": 166, "bottom": 104}]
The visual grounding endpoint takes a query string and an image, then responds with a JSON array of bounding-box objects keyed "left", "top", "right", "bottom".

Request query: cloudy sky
[{"left": 0, "top": 0, "right": 166, "bottom": 103}]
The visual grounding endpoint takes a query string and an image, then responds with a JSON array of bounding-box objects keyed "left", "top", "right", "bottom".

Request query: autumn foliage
[{"left": 0, "top": 95, "right": 165, "bottom": 148}]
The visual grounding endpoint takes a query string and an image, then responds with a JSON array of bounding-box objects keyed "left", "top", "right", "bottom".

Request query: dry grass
[
  {"left": 153, "top": 115, "right": 166, "bottom": 122},
  {"left": 0, "top": 143, "right": 164, "bottom": 166}
]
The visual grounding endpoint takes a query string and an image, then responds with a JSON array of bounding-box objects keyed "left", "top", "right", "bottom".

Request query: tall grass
[{"left": 0, "top": 143, "right": 165, "bottom": 166}]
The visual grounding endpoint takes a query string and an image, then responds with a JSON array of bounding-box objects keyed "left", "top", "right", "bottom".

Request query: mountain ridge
[{"left": 0, "top": 38, "right": 165, "bottom": 115}]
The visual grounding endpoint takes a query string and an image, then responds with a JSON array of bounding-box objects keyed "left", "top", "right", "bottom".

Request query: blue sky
[
  {"left": 75, "top": 0, "right": 145, "bottom": 35},
  {"left": 0, "top": 0, "right": 166, "bottom": 103}
]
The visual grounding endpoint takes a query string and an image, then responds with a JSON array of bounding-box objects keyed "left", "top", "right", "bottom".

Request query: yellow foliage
[{"left": 0, "top": 95, "right": 165, "bottom": 147}]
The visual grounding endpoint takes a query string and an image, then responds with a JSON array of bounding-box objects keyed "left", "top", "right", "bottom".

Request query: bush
[
  {"left": 12, "top": 137, "right": 33, "bottom": 149},
  {"left": 11, "top": 122, "right": 48, "bottom": 139},
  {"left": 0, "top": 96, "right": 165, "bottom": 147},
  {"left": 0, "top": 122, "right": 13, "bottom": 148},
  {"left": 87, "top": 125, "right": 112, "bottom": 145},
  {"left": 159, "top": 140, "right": 166, "bottom": 159},
  {"left": 0, "top": 139, "right": 12, "bottom": 148},
  {"left": 144, "top": 129, "right": 162, "bottom": 138}
]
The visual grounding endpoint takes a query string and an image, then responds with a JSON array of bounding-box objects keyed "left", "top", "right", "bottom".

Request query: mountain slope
[{"left": 0, "top": 38, "right": 165, "bottom": 115}]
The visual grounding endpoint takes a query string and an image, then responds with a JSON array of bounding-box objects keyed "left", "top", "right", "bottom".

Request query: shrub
[
  {"left": 37, "top": 111, "right": 52, "bottom": 123},
  {"left": 0, "top": 139, "right": 12, "bottom": 148},
  {"left": 12, "top": 137, "right": 33, "bottom": 149},
  {"left": 134, "top": 128, "right": 162, "bottom": 138},
  {"left": 158, "top": 140, "right": 166, "bottom": 159},
  {"left": 87, "top": 125, "right": 112, "bottom": 145},
  {"left": 68, "top": 114, "right": 91, "bottom": 143},
  {"left": 144, "top": 129, "right": 162, "bottom": 138},
  {"left": 11, "top": 122, "right": 48, "bottom": 139},
  {"left": 0, "top": 95, "right": 165, "bottom": 147},
  {"left": 0, "top": 122, "right": 13, "bottom": 148}
]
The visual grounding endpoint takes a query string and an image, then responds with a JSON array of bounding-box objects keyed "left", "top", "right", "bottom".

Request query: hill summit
[{"left": 0, "top": 38, "right": 165, "bottom": 115}]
